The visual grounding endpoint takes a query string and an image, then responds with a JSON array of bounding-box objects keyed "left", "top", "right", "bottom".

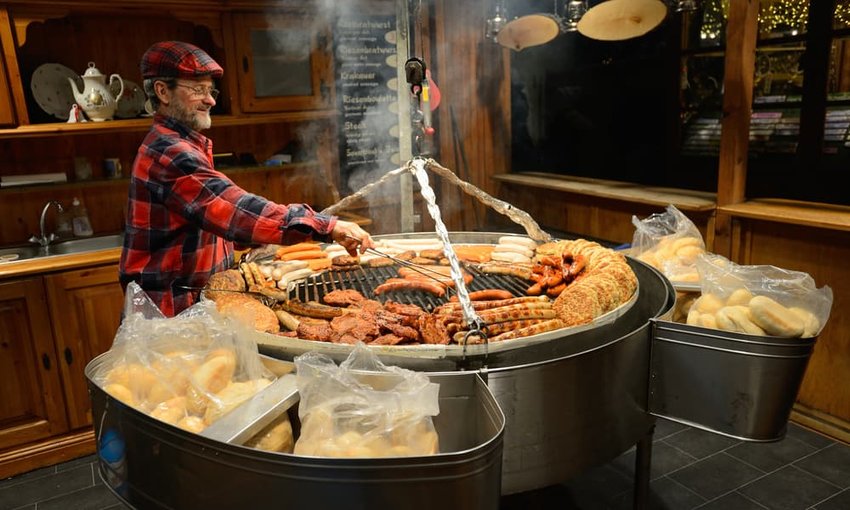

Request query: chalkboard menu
[{"left": 334, "top": 15, "right": 401, "bottom": 194}]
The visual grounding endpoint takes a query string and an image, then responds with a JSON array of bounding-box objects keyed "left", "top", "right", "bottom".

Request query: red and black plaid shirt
[{"left": 119, "top": 114, "right": 336, "bottom": 316}]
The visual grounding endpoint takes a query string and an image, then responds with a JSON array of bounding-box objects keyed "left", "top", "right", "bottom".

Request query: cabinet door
[
  {"left": 0, "top": 278, "right": 68, "bottom": 451},
  {"left": 233, "top": 12, "right": 333, "bottom": 112},
  {"left": 44, "top": 265, "right": 123, "bottom": 429}
]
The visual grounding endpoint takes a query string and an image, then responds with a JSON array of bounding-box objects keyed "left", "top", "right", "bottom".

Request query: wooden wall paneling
[
  {"left": 434, "top": 0, "right": 510, "bottom": 232},
  {"left": 734, "top": 219, "right": 850, "bottom": 435},
  {"left": 220, "top": 11, "right": 242, "bottom": 116},
  {"left": 0, "top": 7, "right": 27, "bottom": 124},
  {"left": 713, "top": 0, "right": 758, "bottom": 257}
]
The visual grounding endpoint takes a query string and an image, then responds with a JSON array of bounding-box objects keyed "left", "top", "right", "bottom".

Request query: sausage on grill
[
  {"left": 449, "top": 289, "right": 514, "bottom": 302},
  {"left": 373, "top": 278, "right": 446, "bottom": 297}
]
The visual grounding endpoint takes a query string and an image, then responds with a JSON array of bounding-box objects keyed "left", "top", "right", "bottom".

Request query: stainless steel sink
[
  {"left": 0, "top": 234, "right": 123, "bottom": 263},
  {"left": 49, "top": 234, "right": 123, "bottom": 254}
]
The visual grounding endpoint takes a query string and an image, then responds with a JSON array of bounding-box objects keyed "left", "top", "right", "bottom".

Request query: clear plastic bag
[
  {"left": 631, "top": 204, "right": 706, "bottom": 283},
  {"left": 293, "top": 343, "right": 440, "bottom": 458},
  {"left": 687, "top": 254, "right": 833, "bottom": 338},
  {"left": 92, "top": 282, "right": 276, "bottom": 435}
]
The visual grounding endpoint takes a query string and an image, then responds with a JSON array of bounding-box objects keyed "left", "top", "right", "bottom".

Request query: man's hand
[{"left": 331, "top": 220, "right": 375, "bottom": 256}]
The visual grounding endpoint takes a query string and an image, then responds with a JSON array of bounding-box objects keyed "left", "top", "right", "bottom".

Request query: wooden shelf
[
  {"left": 717, "top": 199, "right": 850, "bottom": 232},
  {"left": 0, "top": 110, "right": 337, "bottom": 139},
  {"left": 494, "top": 172, "right": 717, "bottom": 212}
]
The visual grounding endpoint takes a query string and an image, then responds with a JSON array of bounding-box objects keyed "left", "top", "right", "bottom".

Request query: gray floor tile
[
  {"left": 646, "top": 476, "right": 707, "bottom": 510},
  {"left": 560, "top": 464, "right": 633, "bottom": 509},
  {"left": 739, "top": 465, "right": 840, "bottom": 510},
  {"left": 785, "top": 424, "right": 834, "bottom": 450},
  {"left": 814, "top": 488, "right": 850, "bottom": 510},
  {"left": 500, "top": 484, "right": 584, "bottom": 509},
  {"left": 726, "top": 435, "right": 817, "bottom": 472},
  {"left": 611, "top": 441, "right": 698, "bottom": 481},
  {"left": 55, "top": 454, "right": 96, "bottom": 473},
  {"left": 794, "top": 443, "right": 850, "bottom": 489},
  {"left": 37, "top": 483, "right": 122, "bottom": 510},
  {"left": 0, "top": 465, "right": 56, "bottom": 489},
  {"left": 653, "top": 419, "right": 689, "bottom": 442},
  {"left": 0, "top": 465, "right": 93, "bottom": 509},
  {"left": 10, "top": 505, "right": 36, "bottom": 510},
  {"left": 669, "top": 452, "right": 765, "bottom": 500},
  {"left": 663, "top": 428, "right": 740, "bottom": 460},
  {"left": 695, "top": 491, "right": 768, "bottom": 509}
]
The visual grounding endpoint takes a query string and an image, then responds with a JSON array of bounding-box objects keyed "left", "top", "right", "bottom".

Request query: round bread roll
[
  {"left": 671, "top": 236, "right": 701, "bottom": 252},
  {"left": 717, "top": 305, "right": 765, "bottom": 336},
  {"left": 192, "top": 353, "right": 237, "bottom": 395},
  {"left": 104, "top": 383, "right": 136, "bottom": 407},
  {"left": 686, "top": 309, "right": 701, "bottom": 326},
  {"left": 726, "top": 288, "right": 754, "bottom": 307},
  {"left": 698, "top": 313, "right": 717, "bottom": 329},
  {"left": 749, "top": 296, "right": 804, "bottom": 337},
  {"left": 150, "top": 396, "right": 187, "bottom": 425},
  {"left": 693, "top": 293, "right": 724, "bottom": 314},
  {"left": 176, "top": 416, "right": 207, "bottom": 434},
  {"left": 106, "top": 363, "right": 159, "bottom": 401},
  {"left": 789, "top": 307, "right": 820, "bottom": 338},
  {"left": 245, "top": 415, "right": 294, "bottom": 453},
  {"left": 675, "top": 245, "right": 703, "bottom": 265}
]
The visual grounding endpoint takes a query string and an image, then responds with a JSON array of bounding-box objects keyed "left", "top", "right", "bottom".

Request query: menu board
[{"left": 334, "top": 15, "right": 401, "bottom": 194}]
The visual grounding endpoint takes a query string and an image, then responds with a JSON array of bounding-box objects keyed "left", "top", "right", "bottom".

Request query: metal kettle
[{"left": 68, "top": 62, "right": 124, "bottom": 122}]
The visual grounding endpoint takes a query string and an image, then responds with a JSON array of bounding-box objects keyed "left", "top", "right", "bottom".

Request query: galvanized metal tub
[
  {"left": 86, "top": 357, "right": 505, "bottom": 510},
  {"left": 648, "top": 320, "right": 818, "bottom": 441}
]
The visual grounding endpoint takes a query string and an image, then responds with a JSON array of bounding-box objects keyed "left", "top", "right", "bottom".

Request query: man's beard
[{"left": 164, "top": 99, "right": 211, "bottom": 131}]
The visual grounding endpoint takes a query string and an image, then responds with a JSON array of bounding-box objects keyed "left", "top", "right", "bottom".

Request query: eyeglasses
[{"left": 175, "top": 83, "right": 220, "bottom": 100}]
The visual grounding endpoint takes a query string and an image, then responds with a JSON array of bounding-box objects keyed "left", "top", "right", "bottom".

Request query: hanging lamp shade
[
  {"left": 577, "top": 0, "right": 667, "bottom": 41},
  {"left": 496, "top": 14, "right": 561, "bottom": 51}
]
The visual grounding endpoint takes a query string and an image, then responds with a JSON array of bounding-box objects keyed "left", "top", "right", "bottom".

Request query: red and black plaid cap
[{"left": 140, "top": 41, "right": 223, "bottom": 79}]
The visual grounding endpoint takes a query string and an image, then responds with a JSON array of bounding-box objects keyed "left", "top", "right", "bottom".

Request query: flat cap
[{"left": 140, "top": 41, "right": 223, "bottom": 79}]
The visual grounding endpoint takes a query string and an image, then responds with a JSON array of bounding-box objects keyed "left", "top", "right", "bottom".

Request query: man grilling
[{"left": 119, "top": 41, "right": 374, "bottom": 316}]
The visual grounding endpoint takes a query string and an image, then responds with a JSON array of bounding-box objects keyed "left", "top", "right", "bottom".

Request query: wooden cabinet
[
  {"left": 233, "top": 12, "right": 334, "bottom": 112},
  {"left": 0, "top": 261, "right": 122, "bottom": 477},
  {"left": 0, "top": 278, "right": 68, "bottom": 452},
  {"left": 44, "top": 265, "right": 123, "bottom": 429}
]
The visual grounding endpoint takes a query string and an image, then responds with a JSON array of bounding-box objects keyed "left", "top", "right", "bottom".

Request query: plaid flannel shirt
[{"left": 119, "top": 114, "right": 336, "bottom": 316}]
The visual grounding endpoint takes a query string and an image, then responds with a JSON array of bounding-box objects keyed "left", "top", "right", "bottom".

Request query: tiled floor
[{"left": 1, "top": 419, "right": 848, "bottom": 510}]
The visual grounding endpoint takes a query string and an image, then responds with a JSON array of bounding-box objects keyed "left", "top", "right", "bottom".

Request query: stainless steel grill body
[{"left": 260, "top": 232, "right": 676, "bottom": 494}]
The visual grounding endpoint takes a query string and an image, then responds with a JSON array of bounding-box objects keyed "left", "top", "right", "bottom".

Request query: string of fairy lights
[{"left": 698, "top": 0, "right": 850, "bottom": 41}]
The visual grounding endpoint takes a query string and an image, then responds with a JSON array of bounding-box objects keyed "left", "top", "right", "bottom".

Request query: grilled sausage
[
  {"left": 489, "top": 319, "right": 565, "bottom": 342},
  {"left": 281, "top": 299, "right": 344, "bottom": 319},
  {"left": 434, "top": 296, "right": 550, "bottom": 314},
  {"left": 449, "top": 289, "right": 513, "bottom": 302},
  {"left": 373, "top": 278, "right": 446, "bottom": 297},
  {"left": 478, "top": 264, "right": 533, "bottom": 280},
  {"left": 451, "top": 318, "right": 548, "bottom": 342}
]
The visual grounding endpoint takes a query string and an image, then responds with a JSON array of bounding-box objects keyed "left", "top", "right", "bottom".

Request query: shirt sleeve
[{"left": 150, "top": 140, "right": 337, "bottom": 246}]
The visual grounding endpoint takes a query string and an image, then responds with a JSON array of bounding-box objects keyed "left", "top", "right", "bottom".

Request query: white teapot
[{"left": 68, "top": 62, "right": 124, "bottom": 122}]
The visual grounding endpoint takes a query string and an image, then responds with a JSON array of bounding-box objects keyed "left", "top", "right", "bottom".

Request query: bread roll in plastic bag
[
  {"left": 92, "top": 282, "right": 274, "bottom": 432},
  {"left": 690, "top": 253, "right": 833, "bottom": 338},
  {"left": 294, "top": 343, "right": 440, "bottom": 458},
  {"left": 631, "top": 204, "right": 706, "bottom": 283}
]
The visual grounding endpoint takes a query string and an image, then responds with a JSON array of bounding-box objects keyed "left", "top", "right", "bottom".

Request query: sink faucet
[{"left": 29, "top": 201, "right": 64, "bottom": 248}]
